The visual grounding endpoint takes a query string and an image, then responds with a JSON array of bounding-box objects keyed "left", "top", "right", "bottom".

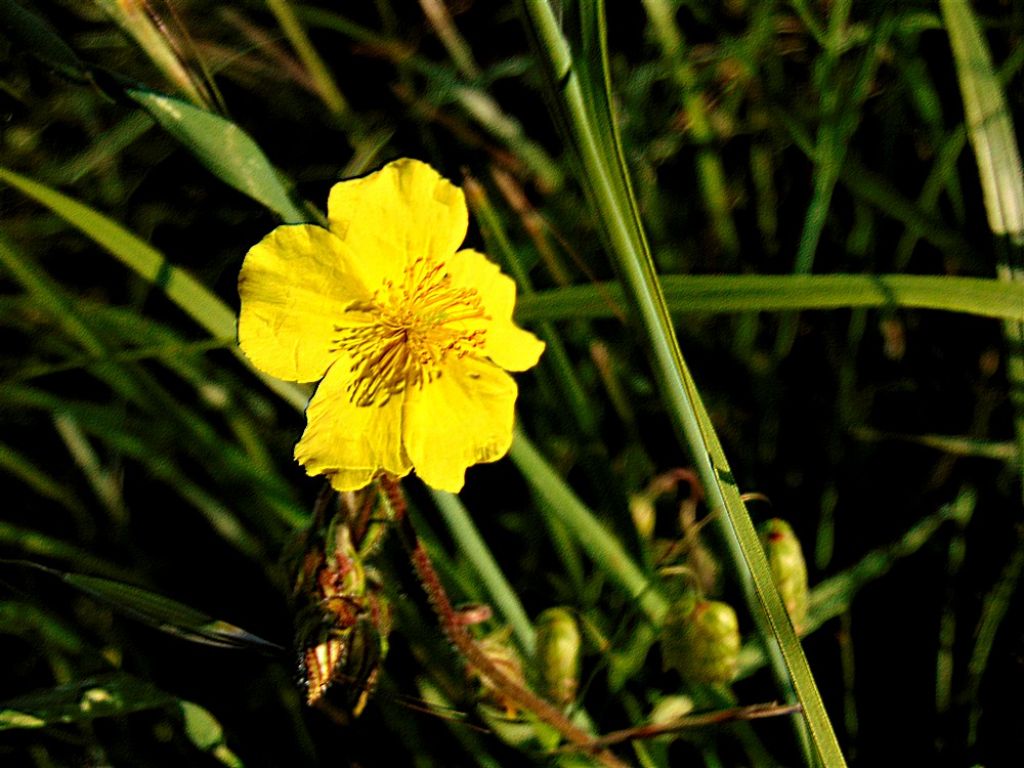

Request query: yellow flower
[{"left": 238, "top": 158, "right": 545, "bottom": 492}]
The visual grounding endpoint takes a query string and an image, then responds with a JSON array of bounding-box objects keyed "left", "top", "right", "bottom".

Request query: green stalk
[
  {"left": 429, "top": 490, "right": 536, "bottom": 655},
  {"left": 509, "top": 428, "right": 668, "bottom": 624},
  {"left": 520, "top": 2, "right": 845, "bottom": 764},
  {"left": 266, "top": 0, "right": 349, "bottom": 119}
]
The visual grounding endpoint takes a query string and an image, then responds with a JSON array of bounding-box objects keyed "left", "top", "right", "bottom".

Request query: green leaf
[
  {"left": 940, "top": 0, "right": 1024, "bottom": 500},
  {"left": 515, "top": 274, "right": 1024, "bottom": 323},
  {"left": 0, "top": 165, "right": 308, "bottom": 412},
  {"left": 63, "top": 571, "right": 283, "bottom": 650},
  {"left": 11, "top": 560, "right": 283, "bottom": 652},
  {"left": 0, "top": 0, "right": 88, "bottom": 81},
  {"left": 940, "top": 0, "right": 1024, "bottom": 239},
  {"left": 520, "top": 1, "right": 846, "bottom": 764},
  {"left": 127, "top": 89, "right": 308, "bottom": 224},
  {"left": 0, "top": 673, "right": 175, "bottom": 730},
  {"left": 0, "top": 529, "right": 135, "bottom": 581}
]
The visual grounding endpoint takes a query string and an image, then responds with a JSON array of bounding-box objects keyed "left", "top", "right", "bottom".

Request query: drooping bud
[
  {"left": 291, "top": 487, "right": 394, "bottom": 717},
  {"left": 661, "top": 592, "right": 740, "bottom": 684},
  {"left": 758, "top": 518, "right": 809, "bottom": 631},
  {"left": 534, "top": 607, "right": 581, "bottom": 707},
  {"left": 629, "top": 491, "right": 657, "bottom": 540}
]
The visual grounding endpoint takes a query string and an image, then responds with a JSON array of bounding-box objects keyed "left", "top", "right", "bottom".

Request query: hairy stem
[{"left": 379, "top": 476, "right": 627, "bottom": 768}]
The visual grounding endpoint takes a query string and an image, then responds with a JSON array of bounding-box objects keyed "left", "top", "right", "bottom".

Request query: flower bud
[
  {"left": 661, "top": 593, "right": 740, "bottom": 684},
  {"left": 534, "top": 607, "right": 581, "bottom": 707},
  {"left": 758, "top": 518, "right": 809, "bottom": 631},
  {"left": 291, "top": 508, "right": 392, "bottom": 716},
  {"left": 629, "top": 491, "right": 657, "bottom": 540}
]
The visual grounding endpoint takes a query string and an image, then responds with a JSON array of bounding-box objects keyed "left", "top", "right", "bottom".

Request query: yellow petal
[
  {"left": 481, "top": 322, "right": 546, "bottom": 372},
  {"left": 327, "top": 158, "right": 468, "bottom": 289},
  {"left": 403, "top": 356, "right": 518, "bottom": 492},
  {"left": 447, "top": 249, "right": 516, "bottom": 319},
  {"left": 238, "top": 224, "right": 370, "bottom": 382},
  {"left": 447, "top": 249, "right": 546, "bottom": 372},
  {"left": 294, "top": 361, "right": 412, "bottom": 491}
]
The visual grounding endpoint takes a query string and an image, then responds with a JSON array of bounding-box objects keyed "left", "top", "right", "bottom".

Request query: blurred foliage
[{"left": 1, "top": 1, "right": 1023, "bottom": 766}]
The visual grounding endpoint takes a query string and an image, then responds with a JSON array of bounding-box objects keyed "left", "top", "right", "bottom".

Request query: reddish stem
[{"left": 379, "top": 476, "right": 627, "bottom": 768}]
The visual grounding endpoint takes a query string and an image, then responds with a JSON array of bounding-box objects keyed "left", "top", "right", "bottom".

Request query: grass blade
[
  {"left": 515, "top": 274, "right": 1024, "bottom": 323},
  {"left": 0, "top": 165, "right": 307, "bottom": 411},
  {"left": 940, "top": 0, "right": 1024, "bottom": 240},
  {"left": 0, "top": 0, "right": 87, "bottom": 81},
  {"left": 127, "top": 89, "right": 308, "bottom": 224},
  {"left": 940, "top": 0, "right": 1024, "bottom": 500},
  {"left": 12, "top": 560, "right": 283, "bottom": 652},
  {"left": 0, "top": 673, "right": 175, "bottom": 730},
  {"left": 520, "top": 1, "right": 846, "bottom": 763}
]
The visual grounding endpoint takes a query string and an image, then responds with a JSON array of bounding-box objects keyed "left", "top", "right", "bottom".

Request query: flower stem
[{"left": 380, "top": 477, "right": 627, "bottom": 768}]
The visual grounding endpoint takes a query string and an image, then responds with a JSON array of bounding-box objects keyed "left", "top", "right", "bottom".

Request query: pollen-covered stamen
[{"left": 333, "top": 257, "right": 489, "bottom": 406}]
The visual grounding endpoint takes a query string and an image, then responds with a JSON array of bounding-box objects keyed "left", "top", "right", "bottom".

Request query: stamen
[{"left": 333, "top": 258, "right": 489, "bottom": 406}]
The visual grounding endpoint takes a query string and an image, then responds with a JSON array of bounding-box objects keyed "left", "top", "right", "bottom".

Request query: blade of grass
[
  {"left": 0, "top": 441, "right": 87, "bottom": 518},
  {"left": 0, "top": 220, "right": 306, "bottom": 536},
  {"left": 0, "top": 0, "right": 88, "bottom": 81},
  {"left": 93, "top": 0, "right": 216, "bottom": 109},
  {"left": 0, "top": 526, "right": 134, "bottom": 580},
  {"left": 509, "top": 426, "right": 668, "bottom": 622},
  {"left": 940, "top": 0, "right": 1024, "bottom": 241},
  {"left": 0, "top": 673, "right": 176, "bottom": 730},
  {"left": 940, "top": 0, "right": 1024, "bottom": 505},
  {"left": 966, "top": 530, "right": 1024, "bottom": 747},
  {"left": 417, "top": 0, "right": 480, "bottom": 79},
  {"left": 936, "top": 487, "right": 973, "bottom": 716},
  {"left": 515, "top": 273, "right": 1024, "bottom": 323},
  {"left": 640, "top": 0, "right": 740, "bottom": 259},
  {"left": 127, "top": 89, "right": 307, "bottom": 224},
  {"left": 266, "top": 0, "right": 349, "bottom": 119},
  {"left": 519, "top": 2, "right": 845, "bottom": 763},
  {"left": 774, "top": 4, "right": 893, "bottom": 359},
  {"left": 3, "top": 383, "right": 304, "bottom": 537},
  {"left": 0, "top": 165, "right": 308, "bottom": 412},
  {"left": 296, "top": 6, "right": 564, "bottom": 192},
  {"left": 53, "top": 566, "right": 282, "bottom": 651},
  {"left": 53, "top": 413, "right": 126, "bottom": 525}
]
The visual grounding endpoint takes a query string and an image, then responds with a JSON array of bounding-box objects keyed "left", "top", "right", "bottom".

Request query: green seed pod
[
  {"left": 647, "top": 695, "right": 696, "bottom": 743},
  {"left": 534, "top": 607, "right": 581, "bottom": 707},
  {"left": 661, "top": 593, "right": 740, "bottom": 684},
  {"left": 471, "top": 628, "right": 527, "bottom": 716},
  {"left": 759, "top": 518, "right": 809, "bottom": 631}
]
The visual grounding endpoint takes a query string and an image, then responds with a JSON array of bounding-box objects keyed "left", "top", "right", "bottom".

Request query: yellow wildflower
[{"left": 238, "top": 158, "right": 545, "bottom": 492}]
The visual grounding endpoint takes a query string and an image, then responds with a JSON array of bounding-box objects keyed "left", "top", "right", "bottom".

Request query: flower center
[{"left": 333, "top": 257, "right": 488, "bottom": 406}]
